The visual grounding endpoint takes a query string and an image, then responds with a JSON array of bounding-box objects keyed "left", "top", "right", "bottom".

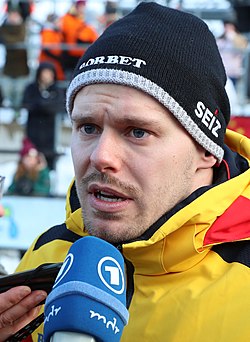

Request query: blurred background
[{"left": 1, "top": 0, "right": 250, "bottom": 273}]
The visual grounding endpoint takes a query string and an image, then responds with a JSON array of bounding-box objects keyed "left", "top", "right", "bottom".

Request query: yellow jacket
[{"left": 17, "top": 129, "right": 250, "bottom": 341}]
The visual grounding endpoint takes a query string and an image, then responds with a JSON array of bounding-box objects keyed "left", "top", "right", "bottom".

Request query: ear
[{"left": 196, "top": 146, "right": 217, "bottom": 170}]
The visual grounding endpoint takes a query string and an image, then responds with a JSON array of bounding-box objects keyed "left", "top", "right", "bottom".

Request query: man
[
  {"left": 15, "top": 2, "right": 250, "bottom": 341},
  {"left": 0, "top": 175, "right": 47, "bottom": 341}
]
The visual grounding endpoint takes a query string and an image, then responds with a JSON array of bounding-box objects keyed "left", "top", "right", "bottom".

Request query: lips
[
  {"left": 89, "top": 184, "right": 129, "bottom": 202},
  {"left": 95, "top": 190, "right": 125, "bottom": 202},
  {"left": 87, "top": 183, "right": 133, "bottom": 213}
]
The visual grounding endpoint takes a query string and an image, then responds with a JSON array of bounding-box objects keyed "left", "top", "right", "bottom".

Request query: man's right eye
[{"left": 80, "top": 124, "right": 98, "bottom": 135}]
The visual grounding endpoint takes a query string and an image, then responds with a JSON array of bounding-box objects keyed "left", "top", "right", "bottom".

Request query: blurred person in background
[
  {"left": 39, "top": 13, "right": 65, "bottom": 82},
  {"left": 59, "top": 0, "right": 98, "bottom": 79},
  {"left": 0, "top": 171, "right": 47, "bottom": 341},
  {"left": 0, "top": 3, "right": 49, "bottom": 327},
  {"left": 99, "top": 0, "right": 119, "bottom": 30},
  {"left": 217, "top": 20, "right": 248, "bottom": 91},
  {"left": 22, "top": 62, "right": 65, "bottom": 170},
  {"left": 7, "top": 137, "right": 51, "bottom": 197},
  {"left": 6, "top": 0, "right": 34, "bottom": 21},
  {"left": 0, "top": 174, "right": 47, "bottom": 340},
  {"left": 0, "top": 5, "right": 30, "bottom": 118}
]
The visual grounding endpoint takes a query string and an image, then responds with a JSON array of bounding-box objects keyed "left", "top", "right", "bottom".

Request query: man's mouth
[{"left": 95, "top": 190, "right": 125, "bottom": 202}]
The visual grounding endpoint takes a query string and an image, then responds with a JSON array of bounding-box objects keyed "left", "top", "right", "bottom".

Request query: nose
[{"left": 90, "top": 131, "right": 122, "bottom": 173}]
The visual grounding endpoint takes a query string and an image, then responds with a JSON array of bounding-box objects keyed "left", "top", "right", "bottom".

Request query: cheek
[
  {"left": 132, "top": 154, "right": 166, "bottom": 192},
  {"left": 142, "top": 149, "right": 183, "bottom": 194},
  {"left": 71, "top": 142, "right": 88, "bottom": 178}
]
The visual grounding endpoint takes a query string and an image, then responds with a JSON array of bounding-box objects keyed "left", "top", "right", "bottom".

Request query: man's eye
[
  {"left": 80, "top": 124, "right": 97, "bottom": 134},
  {"left": 131, "top": 128, "right": 148, "bottom": 139}
]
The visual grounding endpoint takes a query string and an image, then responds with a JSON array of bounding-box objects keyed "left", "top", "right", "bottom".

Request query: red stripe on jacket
[{"left": 204, "top": 195, "right": 250, "bottom": 245}]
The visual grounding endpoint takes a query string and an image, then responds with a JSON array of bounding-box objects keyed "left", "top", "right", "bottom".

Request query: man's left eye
[{"left": 131, "top": 128, "right": 148, "bottom": 138}]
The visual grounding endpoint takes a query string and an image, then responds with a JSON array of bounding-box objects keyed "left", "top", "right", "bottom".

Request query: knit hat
[
  {"left": 75, "top": 0, "right": 86, "bottom": 7},
  {"left": 66, "top": 2, "right": 230, "bottom": 162},
  {"left": 20, "top": 137, "right": 38, "bottom": 158}
]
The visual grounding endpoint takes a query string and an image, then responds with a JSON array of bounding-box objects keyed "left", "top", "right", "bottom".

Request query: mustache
[{"left": 80, "top": 172, "right": 139, "bottom": 196}]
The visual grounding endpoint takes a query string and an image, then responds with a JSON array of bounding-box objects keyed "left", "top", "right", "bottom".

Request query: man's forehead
[
  {"left": 74, "top": 83, "right": 171, "bottom": 113},
  {"left": 73, "top": 84, "right": 171, "bottom": 114},
  {"left": 76, "top": 83, "right": 144, "bottom": 96}
]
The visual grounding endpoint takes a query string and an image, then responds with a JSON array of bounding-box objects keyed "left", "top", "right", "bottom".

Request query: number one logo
[
  {"left": 98, "top": 256, "right": 125, "bottom": 294},
  {"left": 105, "top": 266, "right": 120, "bottom": 286}
]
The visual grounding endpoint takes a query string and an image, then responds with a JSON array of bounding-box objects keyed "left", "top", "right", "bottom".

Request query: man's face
[{"left": 71, "top": 84, "right": 204, "bottom": 243}]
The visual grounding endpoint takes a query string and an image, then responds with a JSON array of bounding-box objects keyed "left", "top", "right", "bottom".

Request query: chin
[{"left": 86, "top": 226, "right": 129, "bottom": 244}]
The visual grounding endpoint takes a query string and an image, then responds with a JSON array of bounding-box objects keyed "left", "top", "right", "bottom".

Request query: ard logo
[{"left": 97, "top": 256, "right": 125, "bottom": 295}]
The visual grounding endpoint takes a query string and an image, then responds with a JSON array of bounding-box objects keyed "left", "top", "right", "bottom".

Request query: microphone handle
[{"left": 50, "top": 331, "right": 96, "bottom": 342}]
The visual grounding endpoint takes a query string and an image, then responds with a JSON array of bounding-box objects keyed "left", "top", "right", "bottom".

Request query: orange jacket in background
[
  {"left": 39, "top": 25, "right": 65, "bottom": 81},
  {"left": 60, "top": 13, "right": 98, "bottom": 58}
]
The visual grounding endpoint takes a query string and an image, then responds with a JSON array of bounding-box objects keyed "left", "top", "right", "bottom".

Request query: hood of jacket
[{"left": 64, "top": 129, "right": 250, "bottom": 276}]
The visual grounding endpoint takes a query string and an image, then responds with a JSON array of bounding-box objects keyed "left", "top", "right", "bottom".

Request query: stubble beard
[
  {"left": 75, "top": 153, "right": 195, "bottom": 244},
  {"left": 76, "top": 172, "right": 147, "bottom": 243}
]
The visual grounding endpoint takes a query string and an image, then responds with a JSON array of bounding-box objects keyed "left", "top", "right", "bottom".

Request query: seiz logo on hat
[
  {"left": 194, "top": 101, "right": 221, "bottom": 138},
  {"left": 79, "top": 55, "right": 147, "bottom": 69}
]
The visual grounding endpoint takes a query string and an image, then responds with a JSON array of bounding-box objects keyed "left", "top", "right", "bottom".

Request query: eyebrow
[
  {"left": 71, "top": 113, "right": 161, "bottom": 128},
  {"left": 114, "top": 116, "right": 160, "bottom": 127}
]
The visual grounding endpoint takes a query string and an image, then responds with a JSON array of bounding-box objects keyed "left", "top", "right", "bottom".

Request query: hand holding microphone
[
  {"left": 0, "top": 287, "right": 47, "bottom": 342},
  {"left": 43, "top": 236, "right": 129, "bottom": 342}
]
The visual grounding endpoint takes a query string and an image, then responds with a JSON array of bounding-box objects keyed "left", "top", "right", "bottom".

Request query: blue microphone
[{"left": 43, "top": 236, "right": 129, "bottom": 342}]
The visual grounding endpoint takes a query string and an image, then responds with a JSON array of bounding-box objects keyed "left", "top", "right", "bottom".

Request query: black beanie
[{"left": 66, "top": 2, "right": 230, "bottom": 162}]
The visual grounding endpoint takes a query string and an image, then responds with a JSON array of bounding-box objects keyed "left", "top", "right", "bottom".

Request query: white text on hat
[
  {"left": 79, "top": 55, "right": 147, "bottom": 69},
  {"left": 194, "top": 101, "right": 221, "bottom": 138}
]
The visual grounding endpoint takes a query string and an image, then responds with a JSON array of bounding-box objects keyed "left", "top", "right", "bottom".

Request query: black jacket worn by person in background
[{"left": 22, "top": 62, "right": 65, "bottom": 170}]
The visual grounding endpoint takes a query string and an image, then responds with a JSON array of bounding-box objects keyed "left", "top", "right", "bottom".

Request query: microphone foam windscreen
[{"left": 43, "top": 236, "right": 129, "bottom": 342}]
